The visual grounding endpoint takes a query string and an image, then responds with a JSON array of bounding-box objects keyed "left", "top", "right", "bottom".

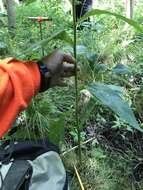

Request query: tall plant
[
  {"left": 72, "top": 0, "right": 82, "bottom": 162},
  {"left": 14, "top": 1, "right": 143, "bottom": 152}
]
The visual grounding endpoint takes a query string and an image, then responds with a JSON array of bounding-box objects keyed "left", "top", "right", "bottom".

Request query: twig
[{"left": 62, "top": 137, "right": 96, "bottom": 156}]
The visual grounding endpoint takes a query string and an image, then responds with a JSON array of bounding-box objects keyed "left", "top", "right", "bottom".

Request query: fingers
[
  {"left": 62, "top": 63, "right": 75, "bottom": 77},
  {"left": 63, "top": 63, "right": 80, "bottom": 71},
  {"left": 63, "top": 53, "right": 75, "bottom": 64},
  {"left": 63, "top": 63, "right": 75, "bottom": 72},
  {"left": 62, "top": 63, "right": 80, "bottom": 77}
]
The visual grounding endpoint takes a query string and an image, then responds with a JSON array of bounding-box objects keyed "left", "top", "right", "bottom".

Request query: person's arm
[
  {"left": 0, "top": 50, "right": 75, "bottom": 138},
  {"left": 0, "top": 58, "right": 40, "bottom": 138}
]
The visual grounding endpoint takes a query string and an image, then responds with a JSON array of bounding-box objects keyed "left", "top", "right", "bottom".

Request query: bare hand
[{"left": 40, "top": 50, "right": 77, "bottom": 88}]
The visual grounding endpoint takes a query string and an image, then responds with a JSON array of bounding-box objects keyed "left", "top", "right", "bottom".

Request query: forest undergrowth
[{"left": 0, "top": 0, "right": 143, "bottom": 189}]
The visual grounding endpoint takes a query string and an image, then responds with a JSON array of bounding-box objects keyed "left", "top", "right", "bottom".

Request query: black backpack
[{"left": 0, "top": 139, "right": 68, "bottom": 190}]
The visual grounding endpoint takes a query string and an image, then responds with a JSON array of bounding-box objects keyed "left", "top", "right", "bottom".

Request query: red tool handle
[{"left": 28, "top": 17, "right": 52, "bottom": 23}]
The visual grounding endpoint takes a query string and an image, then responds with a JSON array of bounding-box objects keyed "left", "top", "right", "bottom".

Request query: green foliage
[
  {"left": 79, "top": 9, "right": 143, "bottom": 33},
  {"left": 70, "top": 147, "right": 134, "bottom": 190},
  {"left": 24, "top": 0, "right": 37, "bottom": 5},
  {"left": 0, "top": 13, "right": 7, "bottom": 17},
  {"left": 48, "top": 115, "right": 65, "bottom": 145},
  {"left": 1, "top": 0, "right": 143, "bottom": 189},
  {"left": 88, "top": 83, "right": 142, "bottom": 132},
  {"left": 112, "top": 64, "right": 131, "bottom": 74},
  {"left": 18, "top": 30, "right": 73, "bottom": 59}
]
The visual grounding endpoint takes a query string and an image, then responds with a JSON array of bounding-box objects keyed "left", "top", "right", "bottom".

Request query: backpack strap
[{"left": 1, "top": 160, "right": 32, "bottom": 190}]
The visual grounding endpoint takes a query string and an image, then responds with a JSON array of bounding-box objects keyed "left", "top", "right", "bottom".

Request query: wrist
[{"left": 37, "top": 60, "right": 52, "bottom": 92}]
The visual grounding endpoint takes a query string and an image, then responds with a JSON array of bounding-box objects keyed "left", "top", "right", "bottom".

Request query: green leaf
[
  {"left": 63, "top": 45, "right": 88, "bottom": 55},
  {"left": 54, "top": 30, "right": 73, "bottom": 46},
  {"left": 112, "top": 64, "right": 130, "bottom": 74},
  {"left": 95, "top": 64, "right": 108, "bottom": 72},
  {"left": 78, "top": 9, "right": 143, "bottom": 33},
  {"left": 48, "top": 116, "right": 65, "bottom": 145},
  {"left": 18, "top": 30, "right": 73, "bottom": 58},
  {"left": 86, "top": 53, "right": 98, "bottom": 64},
  {"left": 25, "top": 0, "right": 37, "bottom": 5},
  {"left": 76, "top": 45, "right": 88, "bottom": 55},
  {"left": 88, "top": 83, "right": 143, "bottom": 132},
  {"left": 103, "top": 84, "right": 124, "bottom": 96},
  {"left": 0, "top": 13, "right": 7, "bottom": 17}
]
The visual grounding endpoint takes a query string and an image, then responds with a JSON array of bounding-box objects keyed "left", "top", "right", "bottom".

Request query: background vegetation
[{"left": 0, "top": 0, "right": 143, "bottom": 189}]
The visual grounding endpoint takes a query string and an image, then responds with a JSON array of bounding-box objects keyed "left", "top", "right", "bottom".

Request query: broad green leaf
[
  {"left": 104, "top": 84, "right": 124, "bottom": 96},
  {"left": 88, "top": 83, "right": 143, "bottom": 132},
  {"left": 112, "top": 64, "right": 130, "bottom": 74},
  {"left": 18, "top": 30, "right": 73, "bottom": 58},
  {"left": 78, "top": 9, "right": 143, "bottom": 33}
]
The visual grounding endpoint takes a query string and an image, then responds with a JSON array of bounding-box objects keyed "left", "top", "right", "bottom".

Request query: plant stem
[
  {"left": 62, "top": 137, "right": 96, "bottom": 156},
  {"left": 72, "top": 0, "right": 82, "bottom": 162},
  {"left": 39, "top": 22, "right": 44, "bottom": 56}
]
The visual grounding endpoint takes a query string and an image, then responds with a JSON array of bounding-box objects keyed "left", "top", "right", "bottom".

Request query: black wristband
[{"left": 37, "top": 60, "right": 52, "bottom": 92}]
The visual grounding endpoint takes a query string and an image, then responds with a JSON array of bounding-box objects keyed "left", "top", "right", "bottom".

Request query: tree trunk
[
  {"left": 126, "top": 0, "right": 134, "bottom": 19},
  {"left": 6, "top": 0, "right": 16, "bottom": 31}
]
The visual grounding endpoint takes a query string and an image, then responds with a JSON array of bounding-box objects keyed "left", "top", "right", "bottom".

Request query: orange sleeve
[{"left": 0, "top": 58, "right": 41, "bottom": 138}]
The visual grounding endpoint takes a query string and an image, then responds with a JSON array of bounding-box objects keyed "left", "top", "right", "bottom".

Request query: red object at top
[
  {"left": 37, "top": 17, "right": 43, "bottom": 23},
  {"left": 28, "top": 17, "right": 52, "bottom": 23}
]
